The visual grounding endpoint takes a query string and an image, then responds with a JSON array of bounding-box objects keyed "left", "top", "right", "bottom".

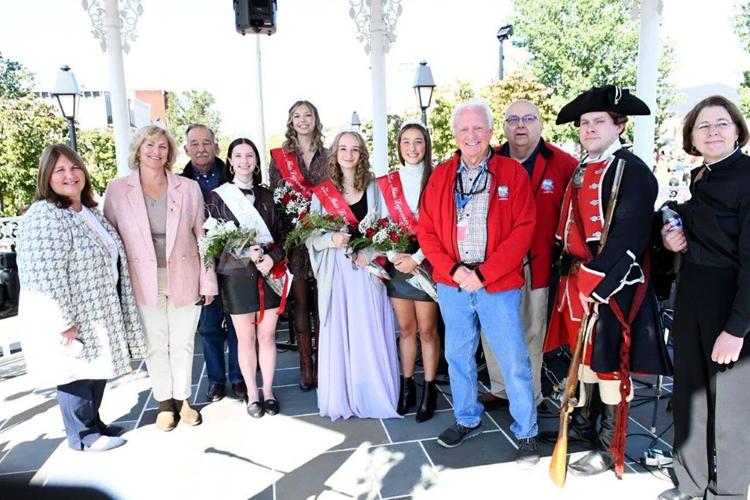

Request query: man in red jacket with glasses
[
  {"left": 479, "top": 99, "right": 577, "bottom": 412},
  {"left": 417, "top": 99, "right": 539, "bottom": 467}
]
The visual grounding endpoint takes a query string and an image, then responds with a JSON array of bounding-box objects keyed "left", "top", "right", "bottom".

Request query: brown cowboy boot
[{"left": 297, "top": 331, "right": 315, "bottom": 391}]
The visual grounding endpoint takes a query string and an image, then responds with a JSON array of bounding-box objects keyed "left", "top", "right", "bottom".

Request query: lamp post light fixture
[
  {"left": 351, "top": 111, "right": 362, "bottom": 131},
  {"left": 413, "top": 60, "right": 435, "bottom": 127},
  {"left": 52, "top": 65, "right": 81, "bottom": 151},
  {"left": 496, "top": 24, "right": 513, "bottom": 80}
]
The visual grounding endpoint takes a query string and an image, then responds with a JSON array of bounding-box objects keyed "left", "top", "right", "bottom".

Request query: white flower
[{"left": 203, "top": 217, "right": 219, "bottom": 232}]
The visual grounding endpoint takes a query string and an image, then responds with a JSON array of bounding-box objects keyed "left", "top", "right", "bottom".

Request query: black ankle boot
[
  {"left": 416, "top": 380, "right": 437, "bottom": 422},
  {"left": 397, "top": 376, "right": 416, "bottom": 415},
  {"left": 569, "top": 403, "right": 617, "bottom": 477}
]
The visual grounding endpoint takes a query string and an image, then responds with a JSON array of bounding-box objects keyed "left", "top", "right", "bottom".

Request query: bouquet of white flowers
[{"left": 198, "top": 217, "right": 258, "bottom": 269}]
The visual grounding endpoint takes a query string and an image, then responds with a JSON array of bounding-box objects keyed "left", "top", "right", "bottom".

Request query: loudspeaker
[{"left": 234, "top": 0, "right": 277, "bottom": 35}]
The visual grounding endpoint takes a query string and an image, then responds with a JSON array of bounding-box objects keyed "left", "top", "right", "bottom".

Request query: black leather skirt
[
  {"left": 384, "top": 261, "right": 434, "bottom": 302},
  {"left": 219, "top": 274, "right": 281, "bottom": 315}
]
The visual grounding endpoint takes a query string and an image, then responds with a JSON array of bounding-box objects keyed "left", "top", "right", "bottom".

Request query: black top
[
  {"left": 676, "top": 148, "right": 750, "bottom": 338},
  {"left": 348, "top": 191, "right": 368, "bottom": 238}
]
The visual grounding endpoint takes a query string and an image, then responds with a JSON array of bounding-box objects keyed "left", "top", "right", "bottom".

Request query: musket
[{"left": 549, "top": 158, "right": 626, "bottom": 487}]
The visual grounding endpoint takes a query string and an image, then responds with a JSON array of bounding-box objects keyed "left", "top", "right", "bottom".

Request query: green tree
[
  {"left": 427, "top": 81, "right": 475, "bottom": 162},
  {"left": 512, "top": 0, "right": 677, "bottom": 148},
  {"left": 77, "top": 129, "right": 117, "bottom": 196},
  {"left": 0, "top": 96, "right": 66, "bottom": 215},
  {"left": 362, "top": 114, "right": 410, "bottom": 169},
  {"left": 479, "top": 71, "right": 562, "bottom": 144},
  {"left": 0, "top": 52, "right": 34, "bottom": 99},
  {"left": 166, "top": 90, "right": 222, "bottom": 143}
]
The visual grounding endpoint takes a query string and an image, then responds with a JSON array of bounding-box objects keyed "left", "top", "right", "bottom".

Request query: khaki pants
[
  {"left": 480, "top": 264, "right": 547, "bottom": 404},
  {"left": 138, "top": 268, "right": 201, "bottom": 401}
]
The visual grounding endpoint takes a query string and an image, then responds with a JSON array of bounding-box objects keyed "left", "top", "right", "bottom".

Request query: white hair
[{"left": 451, "top": 99, "right": 494, "bottom": 133}]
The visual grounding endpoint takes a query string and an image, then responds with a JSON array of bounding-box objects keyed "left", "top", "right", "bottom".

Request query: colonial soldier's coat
[
  {"left": 543, "top": 85, "right": 672, "bottom": 479},
  {"left": 544, "top": 143, "right": 672, "bottom": 379}
]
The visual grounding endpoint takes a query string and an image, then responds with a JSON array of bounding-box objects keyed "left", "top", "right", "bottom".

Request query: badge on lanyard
[{"left": 457, "top": 211, "right": 470, "bottom": 242}]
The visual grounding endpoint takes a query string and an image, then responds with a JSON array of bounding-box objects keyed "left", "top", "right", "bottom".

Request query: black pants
[
  {"left": 671, "top": 262, "right": 750, "bottom": 499},
  {"left": 56, "top": 379, "right": 108, "bottom": 450}
]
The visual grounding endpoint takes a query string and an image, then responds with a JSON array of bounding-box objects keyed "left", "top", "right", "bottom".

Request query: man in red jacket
[
  {"left": 480, "top": 99, "right": 577, "bottom": 410},
  {"left": 417, "top": 99, "right": 539, "bottom": 466}
]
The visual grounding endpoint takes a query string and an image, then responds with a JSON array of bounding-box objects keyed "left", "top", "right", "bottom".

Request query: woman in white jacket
[{"left": 16, "top": 144, "right": 145, "bottom": 452}]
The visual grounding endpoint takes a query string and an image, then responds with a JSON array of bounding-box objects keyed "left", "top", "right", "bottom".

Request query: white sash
[{"left": 214, "top": 183, "right": 274, "bottom": 244}]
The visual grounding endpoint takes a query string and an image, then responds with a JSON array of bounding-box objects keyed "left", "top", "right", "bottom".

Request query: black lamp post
[
  {"left": 412, "top": 60, "right": 435, "bottom": 126},
  {"left": 496, "top": 24, "right": 513, "bottom": 80},
  {"left": 52, "top": 65, "right": 81, "bottom": 151}
]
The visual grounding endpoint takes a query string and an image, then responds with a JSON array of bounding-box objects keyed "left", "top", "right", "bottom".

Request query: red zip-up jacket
[
  {"left": 497, "top": 141, "right": 577, "bottom": 289},
  {"left": 417, "top": 149, "right": 536, "bottom": 293}
]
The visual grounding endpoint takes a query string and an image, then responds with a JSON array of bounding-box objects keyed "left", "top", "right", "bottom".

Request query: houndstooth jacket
[{"left": 16, "top": 200, "right": 146, "bottom": 388}]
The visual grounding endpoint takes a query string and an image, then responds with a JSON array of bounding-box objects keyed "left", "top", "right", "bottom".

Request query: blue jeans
[
  {"left": 199, "top": 294, "right": 242, "bottom": 385},
  {"left": 437, "top": 284, "right": 537, "bottom": 439}
]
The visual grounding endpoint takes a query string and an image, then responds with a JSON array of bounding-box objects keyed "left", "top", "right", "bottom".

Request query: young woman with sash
[
  {"left": 269, "top": 100, "right": 329, "bottom": 392},
  {"left": 207, "top": 138, "right": 287, "bottom": 418},
  {"left": 305, "top": 131, "right": 400, "bottom": 421},
  {"left": 377, "top": 123, "right": 440, "bottom": 422}
]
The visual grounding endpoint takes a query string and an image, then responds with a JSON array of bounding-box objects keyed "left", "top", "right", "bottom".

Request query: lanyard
[{"left": 454, "top": 164, "right": 488, "bottom": 212}]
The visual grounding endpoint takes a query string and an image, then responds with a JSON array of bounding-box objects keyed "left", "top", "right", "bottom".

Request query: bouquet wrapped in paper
[
  {"left": 283, "top": 212, "right": 347, "bottom": 253},
  {"left": 199, "top": 218, "right": 293, "bottom": 314},
  {"left": 347, "top": 211, "right": 392, "bottom": 283},
  {"left": 198, "top": 217, "right": 258, "bottom": 269},
  {"left": 273, "top": 181, "right": 311, "bottom": 225},
  {"left": 353, "top": 214, "right": 438, "bottom": 301}
]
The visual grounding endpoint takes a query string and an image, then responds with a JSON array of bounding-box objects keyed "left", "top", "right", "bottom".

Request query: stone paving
[{"left": 0, "top": 323, "right": 677, "bottom": 499}]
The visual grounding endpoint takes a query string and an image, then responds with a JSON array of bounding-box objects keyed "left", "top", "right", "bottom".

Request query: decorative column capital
[
  {"left": 348, "top": 0, "right": 403, "bottom": 54},
  {"left": 82, "top": 0, "right": 144, "bottom": 53}
]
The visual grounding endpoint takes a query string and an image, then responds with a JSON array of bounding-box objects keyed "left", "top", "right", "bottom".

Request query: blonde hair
[
  {"left": 129, "top": 125, "right": 178, "bottom": 170},
  {"left": 328, "top": 131, "right": 372, "bottom": 192}
]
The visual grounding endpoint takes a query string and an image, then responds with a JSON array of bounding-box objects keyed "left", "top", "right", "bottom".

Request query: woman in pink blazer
[{"left": 104, "top": 125, "right": 217, "bottom": 432}]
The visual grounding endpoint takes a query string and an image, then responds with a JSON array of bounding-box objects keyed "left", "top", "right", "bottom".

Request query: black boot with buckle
[{"left": 569, "top": 403, "right": 616, "bottom": 476}]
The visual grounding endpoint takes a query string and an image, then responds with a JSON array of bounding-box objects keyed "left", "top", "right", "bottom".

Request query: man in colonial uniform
[
  {"left": 480, "top": 99, "right": 577, "bottom": 411},
  {"left": 544, "top": 86, "right": 672, "bottom": 477}
]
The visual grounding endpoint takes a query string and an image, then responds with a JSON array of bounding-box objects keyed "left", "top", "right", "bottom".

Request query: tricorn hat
[{"left": 556, "top": 85, "right": 650, "bottom": 125}]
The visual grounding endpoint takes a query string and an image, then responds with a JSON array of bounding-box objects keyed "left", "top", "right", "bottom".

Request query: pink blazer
[{"left": 103, "top": 169, "right": 218, "bottom": 309}]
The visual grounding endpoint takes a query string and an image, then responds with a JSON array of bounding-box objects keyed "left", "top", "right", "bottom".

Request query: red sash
[
  {"left": 311, "top": 180, "right": 359, "bottom": 227},
  {"left": 270, "top": 148, "right": 314, "bottom": 200},
  {"left": 376, "top": 172, "right": 419, "bottom": 232}
]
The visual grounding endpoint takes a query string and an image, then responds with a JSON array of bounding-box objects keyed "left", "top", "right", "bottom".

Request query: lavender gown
[{"left": 317, "top": 248, "right": 401, "bottom": 421}]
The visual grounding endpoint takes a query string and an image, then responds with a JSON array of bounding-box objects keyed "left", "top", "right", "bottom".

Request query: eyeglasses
[
  {"left": 693, "top": 119, "right": 734, "bottom": 134},
  {"left": 505, "top": 114, "right": 539, "bottom": 127}
]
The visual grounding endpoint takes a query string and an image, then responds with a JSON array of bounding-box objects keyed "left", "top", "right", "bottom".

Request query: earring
[
  {"left": 735, "top": 140, "right": 739, "bottom": 149},
  {"left": 253, "top": 164, "right": 260, "bottom": 175},
  {"left": 229, "top": 165, "right": 234, "bottom": 174}
]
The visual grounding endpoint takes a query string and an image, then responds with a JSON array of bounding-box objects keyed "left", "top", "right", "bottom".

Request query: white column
[
  {"left": 256, "top": 36, "right": 268, "bottom": 183},
  {"left": 633, "top": 0, "right": 662, "bottom": 167},
  {"left": 104, "top": 0, "right": 132, "bottom": 177},
  {"left": 369, "top": 0, "right": 388, "bottom": 176}
]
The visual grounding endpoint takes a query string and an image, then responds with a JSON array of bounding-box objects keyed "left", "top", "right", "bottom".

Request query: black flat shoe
[
  {"left": 264, "top": 398, "right": 280, "bottom": 416},
  {"left": 247, "top": 401, "right": 264, "bottom": 418}
]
